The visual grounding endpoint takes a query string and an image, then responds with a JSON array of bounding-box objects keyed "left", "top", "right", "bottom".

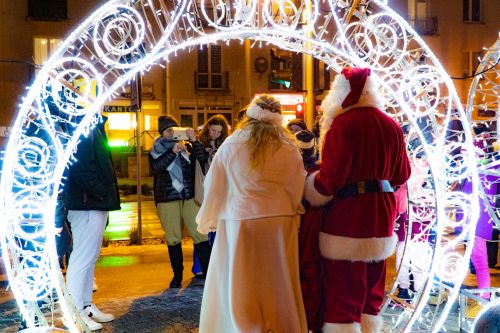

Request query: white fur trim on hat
[
  {"left": 323, "top": 322, "right": 361, "bottom": 333},
  {"left": 319, "top": 232, "right": 397, "bottom": 262},
  {"left": 296, "top": 139, "right": 315, "bottom": 150},
  {"left": 318, "top": 72, "right": 385, "bottom": 159},
  {"left": 304, "top": 170, "right": 333, "bottom": 206},
  {"left": 361, "top": 314, "right": 383, "bottom": 333},
  {"left": 246, "top": 103, "right": 283, "bottom": 126}
]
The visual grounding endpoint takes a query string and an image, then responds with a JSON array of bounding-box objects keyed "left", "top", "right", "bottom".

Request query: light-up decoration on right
[{"left": 0, "top": 1, "right": 481, "bottom": 332}]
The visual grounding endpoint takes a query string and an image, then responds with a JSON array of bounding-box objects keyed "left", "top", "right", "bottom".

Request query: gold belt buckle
[{"left": 357, "top": 181, "right": 366, "bottom": 194}]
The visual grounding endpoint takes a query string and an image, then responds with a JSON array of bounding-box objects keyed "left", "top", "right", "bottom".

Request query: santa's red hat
[{"left": 318, "top": 67, "right": 384, "bottom": 157}]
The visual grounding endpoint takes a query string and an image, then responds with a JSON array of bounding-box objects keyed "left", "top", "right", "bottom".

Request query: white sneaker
[
  {"left": 83, "top": 303, "right": 114, "bottom": 323},
  {"left": 79, "top": 310, "right": 103, "bottom": 331}
]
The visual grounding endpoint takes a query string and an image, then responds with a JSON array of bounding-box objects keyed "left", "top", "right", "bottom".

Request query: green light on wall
[{"left": 108, "top": 140, "right": 129, "bottom": 147}]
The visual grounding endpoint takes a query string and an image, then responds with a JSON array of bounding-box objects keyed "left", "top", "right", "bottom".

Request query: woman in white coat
[{"left": 196, "top": 94, "right": 308, "bottom": 333}]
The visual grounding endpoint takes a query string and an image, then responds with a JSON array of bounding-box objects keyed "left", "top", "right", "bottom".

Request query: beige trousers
[{"left": 156, "top": 199, "right": 208, "bottom": 245}]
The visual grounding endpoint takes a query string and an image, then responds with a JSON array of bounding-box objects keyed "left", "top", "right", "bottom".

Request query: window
[
  {"left": 196, "top": 45, "right": 224, "bottom": 89},
  {"left": 463, "top": 0, "right": 482, "bottom": 22},
  {"left": 28, "top": 0, "right": 67, "bottom": 21},
  {"left": 464, "top": 51, "right": 481, "bottom": 77},
  {"left": 180, "top": 114, "right": 193, "bottom": 127},
  {"left": 408, "top": 0, "right": 428, "bottom": 20},
  {"left": 34, "top": 37, "right": 62, "bottom": 70}
]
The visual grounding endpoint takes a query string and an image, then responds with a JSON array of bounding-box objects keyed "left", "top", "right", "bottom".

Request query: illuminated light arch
[
  {"left": 0, "top": 0, "right": 480, "bottom": 331},
  {"left": 464, "top": 34, "right": 500, "bottom": 331},
  {"left": 466, "top": 35, "right": 500, "bottom": 228}
]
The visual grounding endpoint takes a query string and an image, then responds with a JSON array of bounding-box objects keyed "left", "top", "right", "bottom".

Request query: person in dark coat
[
  {"left": 149, "top": 115, "right": 211, "bottom": 288},
  {"left": 64, "top": 116, "right": 121, "bottom": 331},
  {"left": 296, "top": 129, "right": 324, "bottom": 331}
]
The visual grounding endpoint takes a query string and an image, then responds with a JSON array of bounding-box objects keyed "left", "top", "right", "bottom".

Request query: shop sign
[{"left": 103, "top": 105, "right": 133, "bottom": 113}]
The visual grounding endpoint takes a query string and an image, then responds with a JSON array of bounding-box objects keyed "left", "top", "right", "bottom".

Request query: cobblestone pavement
[
  {"left": 0, "top": 242, "right": 484, "bottom": 332},
  {"left": 0, "top": 243, "right": 203, "bottom": 333}
]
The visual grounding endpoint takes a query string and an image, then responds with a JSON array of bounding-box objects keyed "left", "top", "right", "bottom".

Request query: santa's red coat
[
  {"left": 306, "top": 106, "right": 411, "bottom": 262},
  {"left": 303, "top": 105, "right": 411, "bottom": 329}
]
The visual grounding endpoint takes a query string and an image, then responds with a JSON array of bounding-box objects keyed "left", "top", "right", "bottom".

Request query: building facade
[{"left": 0, "top": 0, "right": 499, "bottom": 149}]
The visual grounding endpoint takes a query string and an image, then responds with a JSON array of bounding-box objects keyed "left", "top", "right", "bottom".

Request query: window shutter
[
  {"left": 198, "top": 47, "right": 209, "bottom": 88},
  {"left": 210, "top": 45, "right": 222, "bottom": 88}
]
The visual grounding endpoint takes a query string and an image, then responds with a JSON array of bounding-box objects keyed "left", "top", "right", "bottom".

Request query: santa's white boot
[
  {"left": 360, "top": 314, "right": 383, "bottom": 333},
  {"left": 323, "top": 322, "right": 361, "bottom": 333}
]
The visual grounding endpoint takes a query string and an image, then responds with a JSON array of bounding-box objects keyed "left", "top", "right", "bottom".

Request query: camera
[{"left": 171, "top": 127, "right": 189, "bottom": 141}]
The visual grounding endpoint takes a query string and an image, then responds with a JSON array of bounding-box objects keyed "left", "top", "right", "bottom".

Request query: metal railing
[{"left": 195, "top": 71, "right": 230, "bottom": 91}]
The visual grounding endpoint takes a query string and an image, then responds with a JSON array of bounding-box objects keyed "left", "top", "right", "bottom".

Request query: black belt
[{"left": 336, "top": 179, "right": 394, "bottom": 200}]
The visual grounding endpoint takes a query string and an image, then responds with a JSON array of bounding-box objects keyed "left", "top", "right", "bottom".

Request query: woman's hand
[
  {"left": 172, "top": 142, "right": 185, "bottom": 153},
  {"left": 186, "top": 128, "right": 196, "bottom": 141}
]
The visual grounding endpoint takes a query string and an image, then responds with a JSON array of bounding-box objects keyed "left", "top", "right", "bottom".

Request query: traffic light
[
  {"left": 270, "top": 48, "right": 293, "bottom": 89},
  {"left": 295, "top": 103, "right": 304, "bottom": 119}
]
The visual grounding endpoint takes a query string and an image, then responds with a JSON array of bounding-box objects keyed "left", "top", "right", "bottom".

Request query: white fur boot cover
[
  {"left": 323, "top": 322, "right": 361, "bottom": 333},
  {"left": 360, "top": 314, "right": 383, "bottom": 333}
]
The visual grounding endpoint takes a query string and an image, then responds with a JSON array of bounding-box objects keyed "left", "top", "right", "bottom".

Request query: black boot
[
  {"left": 167, "top": 244, "right": 183, "bottom": 288},
  {"left": 194, "top": 241, "right": 212, "bottom": 277}
]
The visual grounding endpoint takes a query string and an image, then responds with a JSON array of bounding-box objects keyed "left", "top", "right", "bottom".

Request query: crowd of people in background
[{"left": 44, "top": 65, "right": 499, "bottom": 333}]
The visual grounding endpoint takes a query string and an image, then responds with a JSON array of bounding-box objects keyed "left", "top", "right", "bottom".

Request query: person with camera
[{"left": 149, "top": 115, "right": 211, "bottom": 288}]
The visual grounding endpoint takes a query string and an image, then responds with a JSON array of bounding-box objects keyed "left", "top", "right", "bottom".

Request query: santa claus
[{"left": 304, "top": 67, "right": 411, "bottom": 333}]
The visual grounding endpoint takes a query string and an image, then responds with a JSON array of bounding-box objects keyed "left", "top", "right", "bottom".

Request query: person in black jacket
[
  {"left": 149, "top": 115, "right": 211, "bottom": 288},
  {"left": 64, "top": 116, "right": 120, "bottom": 331}
]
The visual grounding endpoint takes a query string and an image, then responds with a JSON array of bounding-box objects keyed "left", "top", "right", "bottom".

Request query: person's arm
[
  {"left": 196, "top": 144, "right": 228, "bottom": 234},
  {"left": 149, "top": 148, "right": 178, "bottom": 173},
  {"left": 304, "top": 118, "right": 353, "bottom": 206},
  {"left": 189, "top": 140, "right": 209, "bottom": 166},
  {"left": 391, "top": 129, "right": 412, "bottom": 187}
]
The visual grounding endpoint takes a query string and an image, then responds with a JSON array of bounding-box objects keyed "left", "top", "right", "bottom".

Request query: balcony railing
[
  {"left": 409, "top": 17, "right": 438, "bottom": 35},
  {"left": 195, "top": 71, "right": 230, "bottom": 91}
]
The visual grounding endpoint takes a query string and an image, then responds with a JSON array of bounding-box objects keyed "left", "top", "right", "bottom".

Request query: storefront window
[{"left": 180, "top": 114, "right": 193, "bottom": 127}]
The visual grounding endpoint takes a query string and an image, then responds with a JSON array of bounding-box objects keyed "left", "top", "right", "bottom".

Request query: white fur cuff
[
  {"left": 361, "top": 314, "right": 383, "bottom": 333},
  {"left": 323, "top": 322, "right": 361, "bottom": 333},
  {"left": 304, "top": 170, "right": 333, "bottom": 207},
  {"left": 319, "top": 232, "right": 398, "bottom": 262},
  {"left": 246, "top": 104, "right": 283, "bottom": 126}
]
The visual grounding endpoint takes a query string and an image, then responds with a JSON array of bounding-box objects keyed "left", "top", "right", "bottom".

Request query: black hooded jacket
[{"left": 64, "top": 117, "right": 121, "bottom": 211}]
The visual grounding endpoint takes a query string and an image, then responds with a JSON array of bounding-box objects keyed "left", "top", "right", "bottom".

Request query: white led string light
[
  {"left": 0, "top": 0, "right": 480, "bottom": 331},
  {"left": 464, "top": 34, "right": 500, "bottom": 330}
]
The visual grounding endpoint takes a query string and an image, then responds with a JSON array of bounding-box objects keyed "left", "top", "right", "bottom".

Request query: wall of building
[
  {"left": 426, "top": 0, "right": 499, "bottom": 103},
  {"left": 1, "top": 0, "right": 499, "bottom": 140},
  {"left": 0, "top": 0, "right": 101, "bottom": 126}
]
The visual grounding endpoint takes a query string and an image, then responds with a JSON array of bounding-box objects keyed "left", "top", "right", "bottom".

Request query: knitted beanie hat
[
  {"left": 158, "top": 115, "right": 179, "bottom": 135},
  {"left": 287, "top": 119, "right": 308, "bottom": 132},
  {"left": 295, "top": 130, "right": 315, "bottom": 150}
]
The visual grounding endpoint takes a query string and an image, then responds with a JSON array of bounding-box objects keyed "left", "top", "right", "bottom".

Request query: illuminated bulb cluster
[
  {"left": 465, "top": 35, "right": 500, "bottom": 328},
  {"left": 466, "top": 36, "right": 500, "bottom": 227},
  {"left": 0, "top": 0, "right": 480, "bottom": 331}
]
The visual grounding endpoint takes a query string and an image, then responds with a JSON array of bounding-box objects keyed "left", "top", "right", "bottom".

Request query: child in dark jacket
[{"left": 296, "top": 129, "right": 324, "bottom": 332}]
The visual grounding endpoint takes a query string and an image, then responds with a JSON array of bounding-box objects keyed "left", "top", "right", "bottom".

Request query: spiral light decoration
[{"left": 0, "top": 1, "right": 481, "bottom": 331}]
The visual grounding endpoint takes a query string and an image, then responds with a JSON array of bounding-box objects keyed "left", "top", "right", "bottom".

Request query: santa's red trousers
[{"left": 322, "top": 258, "right": 386, "bottom": 324}]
